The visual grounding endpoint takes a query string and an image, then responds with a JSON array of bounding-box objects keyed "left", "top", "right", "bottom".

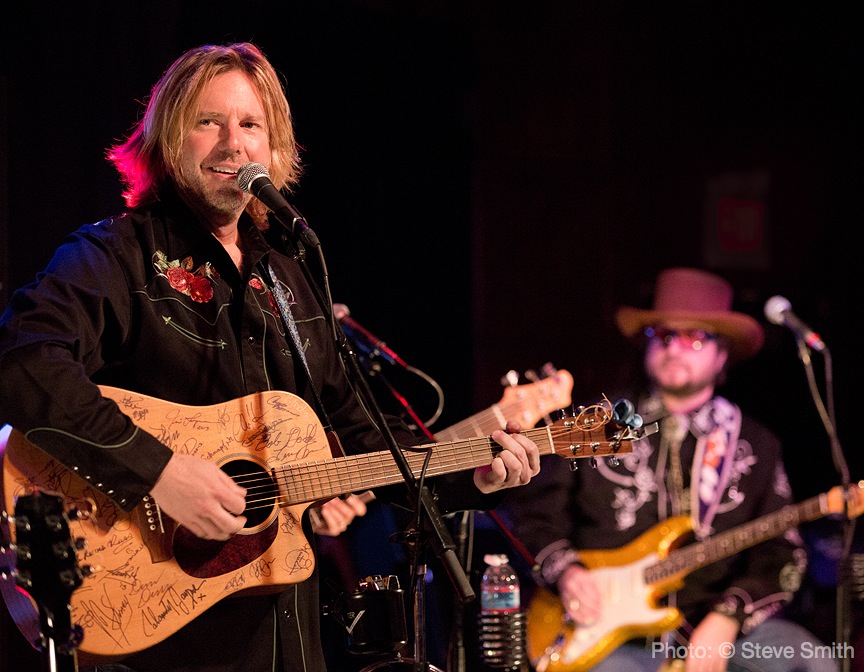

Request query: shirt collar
[{"left": 139, "top": 186, "right": 273, "bottom": 273}]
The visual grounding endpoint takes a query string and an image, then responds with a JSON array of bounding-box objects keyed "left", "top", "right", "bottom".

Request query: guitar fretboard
[
  {"left": 273, "top": 420, "right": 630, "bottom": 506},
  {"left": 276, "top": 430, "right": 547, "bottom": 505},
  {"left": 645, "top": 493, "right": 828, "bottom": 585}
]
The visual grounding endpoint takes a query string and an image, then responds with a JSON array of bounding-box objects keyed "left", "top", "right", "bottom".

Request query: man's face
[
  {"left": 177, "top": 70, "right": 271, "bottom": 227},
  {"left": 644, "top": 323, "right": 728, "bottom": 398}
]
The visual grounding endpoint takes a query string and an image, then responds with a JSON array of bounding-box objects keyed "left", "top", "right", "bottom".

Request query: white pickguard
[{"left": 557, "top": 553, "right": 678, "bottom": 665}]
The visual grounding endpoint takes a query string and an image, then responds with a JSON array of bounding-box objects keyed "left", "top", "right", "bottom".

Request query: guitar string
[
  {"left": 231, "top": 424, "right": 617, "bottom": 509},
  {"left": 236, "top": 437, "right": 498, "bottom": 511},
  {"left": 645, "top": 498, "right": 822, "bottom": 583},
  {"left": 223, "top": 425, "right": 626, "bottom": 513},
  {"left": 228, "top": 425, "right": 550, "bottom": 499}
]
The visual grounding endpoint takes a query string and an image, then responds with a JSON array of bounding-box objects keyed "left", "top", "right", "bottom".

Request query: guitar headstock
[
  {"left": 826, "top": 481, "right": 864, "bottom": 519},
  {"left": 8, "top": 491, "right": 85, "bottom": 656},
  {"left": 499, "top": 365, "right": 574, "bottom": 428},
  {"left": 546, "top": 398, "right": 658, "bottom": 467}
]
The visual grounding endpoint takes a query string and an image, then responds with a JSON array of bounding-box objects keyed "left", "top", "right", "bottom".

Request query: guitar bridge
[{"left": 134, "top": 496, "right": 175, "bottom": 563}]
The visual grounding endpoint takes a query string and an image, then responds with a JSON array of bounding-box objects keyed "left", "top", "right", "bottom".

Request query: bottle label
[{"left": 480, "top": 587, "right": 520, "bottom": 612}]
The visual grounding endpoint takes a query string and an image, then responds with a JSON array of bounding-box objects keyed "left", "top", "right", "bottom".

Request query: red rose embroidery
[
  {"left": 188, "top": 275, "right": 214, "bottom": 303},
  {"left": 166, "top": 267, "right": 191, "bottom": 292},
  {"left": 153, "top": 251, "right": 218, "bottom": 303},
  {"left": 249, "top": 278, "right": 264, "bottom": 290}
]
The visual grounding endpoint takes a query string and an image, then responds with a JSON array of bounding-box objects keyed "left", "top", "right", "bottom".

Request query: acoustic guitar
[
  {"left": 526, "top": 482, "right": 864, "bottom": 672},
  {"left": 1, "top": 382, "right": 646, "bottom": 663}
]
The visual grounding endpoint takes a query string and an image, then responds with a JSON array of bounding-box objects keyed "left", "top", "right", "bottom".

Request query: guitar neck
[
  {"left": 646, "top": 493, "right": 829, "bottom": 585},
  {"left": 433, "top": 406, "right": 509, "bottom": 442},
  {"left": 275, "top": 424, "right": 552, "bottom": 504}
]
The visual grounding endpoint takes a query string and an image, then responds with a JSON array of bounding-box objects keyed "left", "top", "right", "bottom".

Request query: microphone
[
  {"left": 333, "top": 303, "right": 408, "bottom": 367},
  {"left": 764, "top": 295, "right": 826, "bottom": 352},
  {"left": 237, "top": 162, "right": 320, "bottom": 247}
]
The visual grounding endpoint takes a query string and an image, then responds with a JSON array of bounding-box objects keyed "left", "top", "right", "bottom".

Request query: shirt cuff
[{"left": 534, "top": 540, "right": 582, "bottom": 589}]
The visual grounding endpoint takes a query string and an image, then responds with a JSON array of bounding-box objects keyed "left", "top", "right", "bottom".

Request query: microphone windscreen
[
  {"left": 237, "top": 162, "right": 269, "bottom": 194},
  {"left": 333, "top": 303, "right": 350, "bottom": 321},
  {"left": 763, "top": 295, "right": 792, "bottom": 325}
]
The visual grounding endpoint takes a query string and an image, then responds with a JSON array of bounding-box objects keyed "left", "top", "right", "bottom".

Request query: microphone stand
[
  {"left": 794, "top": 338, "right": 853, "bottom": 671},
  {"left": 272, "top": 214, "right": 473, "bottom": 672}
]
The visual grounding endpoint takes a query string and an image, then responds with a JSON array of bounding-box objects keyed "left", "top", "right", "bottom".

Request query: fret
[{"left": 646, "top": 492, "right": 843, "bottom": 585}]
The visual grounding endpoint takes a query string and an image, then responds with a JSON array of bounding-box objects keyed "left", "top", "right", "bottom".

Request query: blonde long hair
[{"left": 108, "top": 42, "right": 302, "bottom": 227}]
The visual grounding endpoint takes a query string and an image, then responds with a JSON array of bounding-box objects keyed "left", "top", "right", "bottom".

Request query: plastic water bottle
[{"left": 478, "top": 553, "right": 527, "bottom": 671}]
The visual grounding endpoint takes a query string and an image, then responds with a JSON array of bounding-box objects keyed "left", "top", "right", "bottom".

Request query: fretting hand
[{"left": 473, "top": 420, "right": 541, "bottom": 493}]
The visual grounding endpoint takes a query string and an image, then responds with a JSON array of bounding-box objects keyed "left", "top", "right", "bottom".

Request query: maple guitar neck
[
  {"left": 433, "top": 369, "right": 574, "bottom": 442},
  {"left": 433, "top": 408, "right": 510, "bottom": 442},
  {"left": 646, "top": 490, "right": 842, "bottom": 586}
]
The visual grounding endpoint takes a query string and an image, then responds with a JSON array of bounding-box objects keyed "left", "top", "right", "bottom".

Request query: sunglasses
[{"left": 644, "top": 326, "right": 718, "bottom": 350}]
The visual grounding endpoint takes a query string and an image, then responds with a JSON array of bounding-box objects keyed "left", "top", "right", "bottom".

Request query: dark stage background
[{"left": 2, "top": 2, "right": 863, "bottom": 670}]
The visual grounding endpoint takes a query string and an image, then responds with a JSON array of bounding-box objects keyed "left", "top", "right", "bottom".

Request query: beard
[
  {"left": 177, "top": 162, "right": 250, "bottom": 225},
  {"left": 648, "top": 358, "right": 715, "bottom": 399}
]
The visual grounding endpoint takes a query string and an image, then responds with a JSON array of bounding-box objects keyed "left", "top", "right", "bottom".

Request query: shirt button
[
  {"left": 283, "top": 609, "right": 292, "bottom": 620},
  {"left": 247, "top": 336, "right": 255, "bottom": 343}
]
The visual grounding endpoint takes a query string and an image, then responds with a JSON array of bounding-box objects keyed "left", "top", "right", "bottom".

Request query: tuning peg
[
  {"left": 613, "top": 399, "right": 644, "bottom": 429},
  {"left": 16, "top": 543, "right": 32, "bottom": 563},
  {"left": 59, "top": 568, "right": 82, "bottom": 589},
  {"left": 1, "top": 563, "right": 15, "bottom": 581},
  {"left": 73, "top": 536, "right": 87, "bottom": 551},
  {"left": 610, "top": 456, "right": 620, "bottom": 467},
  {"left": 501, "top": 370, "right": 520, "bottom": 387},
  {"left": 541, "top": 362, "right": 558, "bottom": 377},
  {"left": 524, "top": 369, "right": 540, "bottom": 382},
  {"left": 589, "top": 457, "right": 597, "bottom": 469},
  {"left": 52, "top": 541, "right": 75, "bottom": 560},
  {"left": 65, "top": 624, "right": 85, "bottom": 652},
  {"left": 15, "top": 568, "right": 32, "bottom": 589}
]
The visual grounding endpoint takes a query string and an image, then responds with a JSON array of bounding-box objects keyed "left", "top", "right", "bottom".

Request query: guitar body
[
  {"left": 526, "top": 516, "right": 693, "bottom": 672},
  {"left": 1, "top": 386, "right": 332, "bottom": 663}
]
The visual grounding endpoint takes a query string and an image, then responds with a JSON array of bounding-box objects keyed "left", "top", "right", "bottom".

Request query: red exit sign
[{"left": 716, "top": 198, "right": 764, "bottom": 252}]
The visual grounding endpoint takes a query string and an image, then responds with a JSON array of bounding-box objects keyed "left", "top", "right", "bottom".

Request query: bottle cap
[{"left": 483, "top": 553, "right": 509, "bottom": 566}]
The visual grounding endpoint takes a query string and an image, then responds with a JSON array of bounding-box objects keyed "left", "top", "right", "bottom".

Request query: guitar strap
[
  {"left": 264, "top": 262, "right": 335, "bottom": 434},
  {"left": 690, "top": 397, "right": 741, "bottom": 539},
  {"left": 657, "top": 398, "right": 742, "bottom": 539}
]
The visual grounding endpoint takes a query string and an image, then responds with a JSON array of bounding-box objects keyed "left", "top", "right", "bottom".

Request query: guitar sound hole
[{"left": 220, "top": 459, "right": 278, "bottom": 528}]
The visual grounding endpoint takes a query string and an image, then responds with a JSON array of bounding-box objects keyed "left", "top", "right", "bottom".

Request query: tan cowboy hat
[{"left": 615, "top": 267, "right": 764, "bottom": 361}]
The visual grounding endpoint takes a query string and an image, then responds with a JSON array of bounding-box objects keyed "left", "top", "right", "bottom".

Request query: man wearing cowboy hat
[{"left": 507, "top": 268, "right": 835, "bottom": 671}]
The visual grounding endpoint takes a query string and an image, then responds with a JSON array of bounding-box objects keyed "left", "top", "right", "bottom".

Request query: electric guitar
[
  {"left": 2, "top": 490, "right": 85, "bottom": 672},
  {"left": 0, "top": 383, "right": 644, "bottom": 663},
  {"left": 434, "top": 367, "right": 574, "bottom": 441},
  {"left": 526, "top": 482, "right": 864, "bottom": 672}
]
